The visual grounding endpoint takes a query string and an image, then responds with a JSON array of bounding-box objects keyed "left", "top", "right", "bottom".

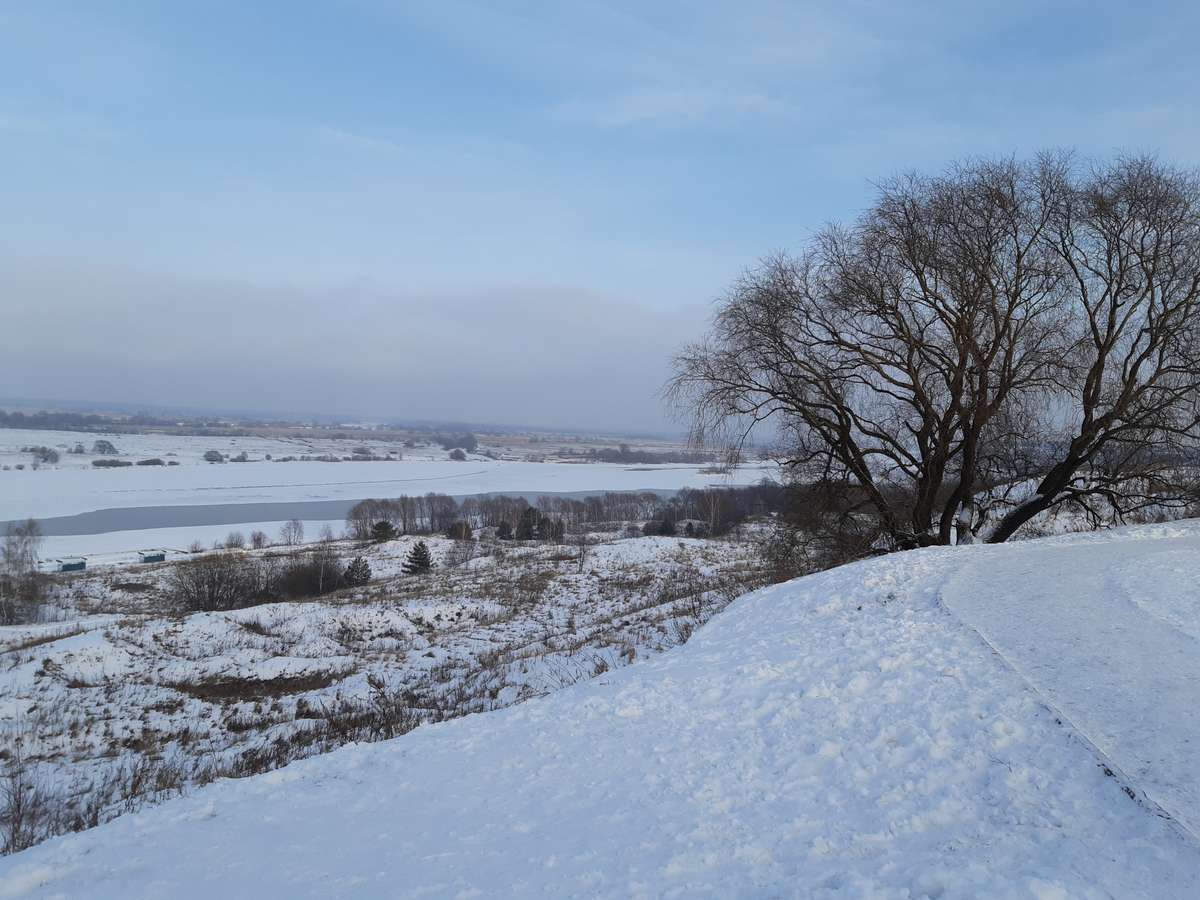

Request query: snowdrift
[{"left": 3, "top": 525, "right": 1199, "bottom": 898}]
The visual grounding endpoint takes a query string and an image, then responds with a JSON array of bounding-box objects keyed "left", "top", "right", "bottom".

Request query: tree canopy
[{"left": 671, "top": 154, "right": 1200, "bottom": 547}]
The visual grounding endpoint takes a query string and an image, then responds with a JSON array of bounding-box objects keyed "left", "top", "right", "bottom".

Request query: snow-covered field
[
  {"left": 3, "top": 522, "right": 1199, "bottom": 897},
  {"left": 0, "top": 427, "right": 417, "bottom": 472}
]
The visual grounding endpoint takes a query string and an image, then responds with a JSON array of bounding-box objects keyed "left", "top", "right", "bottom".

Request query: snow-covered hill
[
  {"left": 4, "top": 525, "right": 1199, "bottom": 898},
  {"left": 943, "top": 525, "right": 1200, "bottom": 841}
]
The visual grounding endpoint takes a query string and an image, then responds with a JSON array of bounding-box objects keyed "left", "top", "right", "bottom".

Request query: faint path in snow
[{"left": 943, "top": 533, "right": 1200, "bottom": 839}]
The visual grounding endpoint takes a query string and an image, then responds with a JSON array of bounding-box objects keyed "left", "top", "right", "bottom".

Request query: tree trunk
[{"left": 955, "top": 499, "right": 975, "bottom": 545}]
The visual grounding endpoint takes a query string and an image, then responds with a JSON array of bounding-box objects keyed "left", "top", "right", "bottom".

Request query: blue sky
[{"left": 3, "top": 1, "right": 1200, "bottom": 430}]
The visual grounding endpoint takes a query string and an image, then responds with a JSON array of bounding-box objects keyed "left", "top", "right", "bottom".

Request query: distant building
[
  {"left": 138, "top": 550, "right": 166, "bottom": 564},
  {"left": 58, "top": 557, "right": 86, "bottom": 572}
]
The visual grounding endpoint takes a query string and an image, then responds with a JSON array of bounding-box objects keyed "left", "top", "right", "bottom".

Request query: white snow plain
[{"left": 3, "top": 522, "right": 1199, "bottom": 897}]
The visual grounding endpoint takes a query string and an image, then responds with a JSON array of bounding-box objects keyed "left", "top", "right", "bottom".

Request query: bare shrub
[
  {"left": 25, "top": 446, "right": 59, "bottom": 465},
  {"left": 444, "top": 539, "right": 476, "bottom": 568},
  {"left": 1, "top": 741, "right": 48, "bottom": 855},
  {"left": 569, "top": 532, "right": 590, "bottom": 573},
  {"left": 167, "top": 554, "right": 252, "bottom": 612},
  {"left": 278, "top": 547, "right": 344, "bottom": 598}
]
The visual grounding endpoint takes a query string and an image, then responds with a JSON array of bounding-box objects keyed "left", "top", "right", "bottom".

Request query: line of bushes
[{"left": 166, "top": 548, "right": 376, "bottom": 612}]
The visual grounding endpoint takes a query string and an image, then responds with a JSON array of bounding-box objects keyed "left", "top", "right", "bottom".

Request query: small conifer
[{"left": 402, "top": 541, "right": 434, "bottom": 575}]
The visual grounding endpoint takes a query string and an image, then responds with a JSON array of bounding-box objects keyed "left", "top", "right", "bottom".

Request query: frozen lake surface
[
  {"left": 2, "top": 449, "right": 773, "bottom": 557},
  {"left": 2, "top": 458, "right": 772, "bottom": 523}
]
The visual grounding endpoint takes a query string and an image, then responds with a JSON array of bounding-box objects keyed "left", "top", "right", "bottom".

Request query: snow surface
[
  {"left": 943, "top": 523, "right": 1200, "bottom": 840},
  {"left": 0, "top": 427, "right": 416, "bottom": 471},
  {"left": 4, "top": 526, "right": 1199, "bottom": 897}
]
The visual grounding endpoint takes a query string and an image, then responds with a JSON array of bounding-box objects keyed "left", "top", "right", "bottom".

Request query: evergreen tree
[
  {"left": 515, "top": 507, "right": 541, "bottom": 541},
  {"left": 447, "top": 520, "right": 473, "bottom": 541},
  {"left": 371, "top": 521, "right": 397, "bottom": 543},
  {"left": 537, "top": 516, "right": 565, "bottom": 542},
  {"left": 344, "top": 555, "right": 372, "bottom": 586},
  {"left": 496, "top": 521, "right": 513, "bottom": 541},
  {"left": 402, "top": 541, "right": 433, "bottom": 575}
]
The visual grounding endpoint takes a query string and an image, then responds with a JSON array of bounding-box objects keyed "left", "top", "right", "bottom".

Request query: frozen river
[
  {"left": 1, "top": 457, "right": 774, "bottom": 559},
  {"left": 1, "top": 458, "right": 771, "bottom": 523}
]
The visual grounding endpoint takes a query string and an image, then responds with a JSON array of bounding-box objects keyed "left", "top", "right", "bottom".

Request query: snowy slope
[
  {"left": 943, "top": 523, "right": 1200, "bottom": 840},
  {"left": 3, "top": 531, "right": 1199, "bottom": 898}
]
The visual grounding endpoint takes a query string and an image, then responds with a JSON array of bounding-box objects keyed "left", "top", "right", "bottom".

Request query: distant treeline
[
  {"left": 0, "top": 410, "right": 135, "bottom": 432},
  {"left": 346, "top": 482, "right": 787, "bottom": 540},
  {"left": 0, "top": 409, "right": 244, "bottom": 435},
  {"left": 563, "top": 444, "right": 715, "bottom": 465}
]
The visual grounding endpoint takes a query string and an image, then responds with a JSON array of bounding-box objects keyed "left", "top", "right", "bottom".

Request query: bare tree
[
  {"left": 279, "top": 519, "right": 304, "bottom": 547},
  {"left": 2, "top": 520, "right": 41, "bottom": 578},
  {"left": 987, "top": 157, "right": 1200, "bottom": 540},
  {"left": 569, "top": 531, "right": 590, "bottom": 573},
  {"left": 1, "top": 520, "right": 43, "bottom": 625},
  {"left": 309, "top": 545, "right": 342, "bottom": 594},
  {"left": 671, "top": 154, "right": 1200, "bottom": 547},
  {"left": 1, "top": 739, "right": 46, "bottom": 854}
]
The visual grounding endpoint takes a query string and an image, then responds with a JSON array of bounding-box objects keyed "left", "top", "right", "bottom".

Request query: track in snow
[{"left": 943, "top": 528, "right": 1200, "bottom": 839}]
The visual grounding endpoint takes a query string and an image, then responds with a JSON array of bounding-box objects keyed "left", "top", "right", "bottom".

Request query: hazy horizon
[{"left": 0, "top": 386, "right": 691, "bottom": 438}]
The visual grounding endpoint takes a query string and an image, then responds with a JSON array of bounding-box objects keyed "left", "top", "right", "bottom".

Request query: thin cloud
[
  {"left": 0, "top": 112, "right": 118, "bottom": 142},
  {"left": 317, "top": 126, "right": 408, "bottom": 155},
  {"left": 553, "top": 88, "right": 793, "bottom": 128}
]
